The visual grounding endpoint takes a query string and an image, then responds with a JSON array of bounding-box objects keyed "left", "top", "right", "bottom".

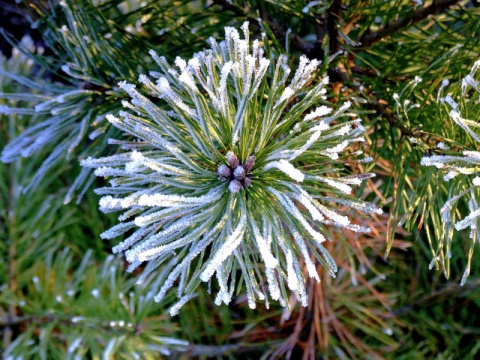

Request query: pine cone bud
[
  {"left": 233, "top": 165, "right": 245, "bottom": 180},
  {"left": 218, "top": 164, "right": 231, "bottom": 178},
  {"left": 226, "top": 151, "right": 239, "bottom": 169},
  {"left": 228, "top": 179, "right": 242, "bottom": 193},
  {"left": 243, "top": 177, "right": 252, "bottom": 187},
  {"left": 243, "top": 155, "right": 255, "bottom": 173}
]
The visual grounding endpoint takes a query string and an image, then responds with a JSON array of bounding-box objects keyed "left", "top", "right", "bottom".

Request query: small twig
[
  {"left": 357, "top": 0, "right": 461, "bottom": 47},
  {"left": 341, "top": 12, "right": 361, "bottom": 37}
]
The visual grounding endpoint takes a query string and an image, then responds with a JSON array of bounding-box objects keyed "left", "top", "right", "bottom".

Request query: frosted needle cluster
[
  {"left": 82, "top": 22, "right": 381, "bottom": 315},
  {"left": 421, "top": 60, "right": 480, "bottom": 285}
]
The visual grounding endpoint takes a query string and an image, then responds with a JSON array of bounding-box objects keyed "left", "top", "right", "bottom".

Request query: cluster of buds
[{"left": 218, "top": 151, "right": 255, "bottom": 193}]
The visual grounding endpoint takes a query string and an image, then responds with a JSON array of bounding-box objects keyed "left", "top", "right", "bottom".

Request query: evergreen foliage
[
  {"left": 81, "top": 22, "right": 381, "bottom": 314},
  {"left": 1, "top": 0, "right": 480, "bottom": 358}
]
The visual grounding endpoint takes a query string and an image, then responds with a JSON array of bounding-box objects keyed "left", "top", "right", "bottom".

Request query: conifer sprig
[
  {"left": 420, "top": 60, "right": 480, "bottom": 284},
  {"left": 0, "top": 0, "right": 228, "bottom": 203},
  {"left": 82, "top": 23, "right": 381, "bottom": 314}
]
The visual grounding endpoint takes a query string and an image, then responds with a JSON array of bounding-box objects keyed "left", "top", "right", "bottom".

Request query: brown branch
[
  {"left": 326, "top": 0, "right": 343, "bottom": 54},
  {"left": 357, "top": 0, "right": 461, "bottom": 47},
  {"left": 308, "top": 0, "right": 349, "bottom": 60}
]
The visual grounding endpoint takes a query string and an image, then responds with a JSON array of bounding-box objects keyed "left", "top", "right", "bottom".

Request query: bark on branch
[{"left": 357, "top": 0, "right": 461, "bottom": 47}]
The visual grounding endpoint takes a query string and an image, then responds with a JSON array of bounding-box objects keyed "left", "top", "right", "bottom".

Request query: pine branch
[
  {"left": 357, "top": 0, "right": 461, "bottom": 47},
  {"left": 2, "top": 1, "right": 480, "bottom": 358},
  {"left": 82, "top": 22, "right": 381, "bottom": 314}
]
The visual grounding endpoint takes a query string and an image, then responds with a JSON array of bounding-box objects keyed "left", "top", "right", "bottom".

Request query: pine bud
[
  {"left": 226, "top": 151, "right": 239, "bottom": 169},
  {"left": 228, "top": 179, "right": 242, "bottom": 193},
  {"left": 243, "top": 177, "right": 252, "bottom": 187},
  {"left": 243, "top": 155, "right": 255, "bottom": 173},
  {"left": 218, "top": 164, "right": 231, "bottom": 178},
  {"left": 233, "top": 165, "right": 245, "bottom": 180}
]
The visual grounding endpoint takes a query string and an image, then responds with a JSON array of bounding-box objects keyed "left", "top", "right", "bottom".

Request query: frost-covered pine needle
[
  {"left": 82, "top": 22, "right": 380, "bottom": 313},
  {"left": 421, "top": 60, "right": 480, "bottom": 285}
]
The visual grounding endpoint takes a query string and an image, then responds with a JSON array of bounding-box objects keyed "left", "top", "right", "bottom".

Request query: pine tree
[{"left": 1, "top": 0, "right": 480, "bottom": 359}]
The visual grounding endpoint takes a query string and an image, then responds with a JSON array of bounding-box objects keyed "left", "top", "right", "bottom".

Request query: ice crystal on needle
[{"left": 82, "top": 22, "right": 381, "bottom": 315}]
